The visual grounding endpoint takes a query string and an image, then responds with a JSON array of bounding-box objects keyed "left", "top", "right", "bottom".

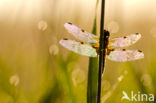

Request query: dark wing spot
[
  {"left": 136, "top": 33, "right": 139, "bottom": 35},
  {"left": 122, "top": 49, "right": 126, "bottom": 51},
  {"left": 123, "top": 36, "right": 127, "bottom": 39},
  {"left": 111, "top": 49, "right": 115, "bottom": 51},
  {"left": 67, "top": 22, "right": 72, "bottom": 25},
  {"left": 138, "top": 50, "right": 142, "bottom": 52},
  {"left": 81, "top": 29, "right": 85, "bottom": 32},
  {"left": 80, "top": 42, "right": 84, "bottom": 44},
  {"left": 109, "top": 48, "right": 115, "bottom": 51},
  {"left": 63, "top": 38, "right": 68, "bottom": 40}
]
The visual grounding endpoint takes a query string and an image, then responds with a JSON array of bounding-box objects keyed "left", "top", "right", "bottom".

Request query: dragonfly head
[{"left": 104, "top": 30, "right": 110, "bottom": 37}]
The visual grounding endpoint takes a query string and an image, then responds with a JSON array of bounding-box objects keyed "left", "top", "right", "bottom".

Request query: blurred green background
[{"left": 0, "top": 0, "right": 156, "bottom": 103}]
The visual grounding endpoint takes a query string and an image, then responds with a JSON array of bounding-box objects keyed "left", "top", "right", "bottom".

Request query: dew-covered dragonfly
[{"left": 59, "top": 22, "right": 144, "bottom": 62}]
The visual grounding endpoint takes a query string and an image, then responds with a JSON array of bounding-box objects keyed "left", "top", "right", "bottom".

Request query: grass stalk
[{"left": 97, "top": 0, "right": 107, "bottom": 103}]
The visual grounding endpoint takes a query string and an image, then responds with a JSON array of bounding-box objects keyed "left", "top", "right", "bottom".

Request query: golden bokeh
[{"left": 0, "top": 0, "right": 156, "bottom": 103}]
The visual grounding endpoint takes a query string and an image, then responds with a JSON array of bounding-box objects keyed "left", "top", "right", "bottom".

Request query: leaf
[{"left": 87, "top": 57, "right": 98, "bottom": 103}]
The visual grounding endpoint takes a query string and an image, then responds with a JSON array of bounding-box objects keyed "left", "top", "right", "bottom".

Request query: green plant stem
[
  {"left": 87, "top": 20, "right": 98, "bottom": 103},
  {"left": 97, "top": 0, "right": 106, "bottom": 103},
  {"left": 87, "top": 1, "right": 99, "bottom": 103}
]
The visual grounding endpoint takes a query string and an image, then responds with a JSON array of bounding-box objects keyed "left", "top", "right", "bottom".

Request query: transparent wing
[
  {"left": 59, "top": 39, "right": 97, "bottom": 57},
  {"left": 109, "top": 33, "right": 141, "bottom": 48},
  {"left": 107, "top": 49, "right": 144, "bottom": 62},
  {"left": 64, "top": 23, "right": 98, "bottom": 43}
]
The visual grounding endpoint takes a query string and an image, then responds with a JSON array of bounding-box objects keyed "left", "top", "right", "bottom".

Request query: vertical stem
[
  {"left": 97, "top": 0, "right": 106, "bottom": 103},
  {"left": 87, "top": 1, "right": 99, "bottom": 103}
]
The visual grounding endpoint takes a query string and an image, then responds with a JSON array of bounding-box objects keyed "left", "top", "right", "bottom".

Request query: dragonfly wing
[
  {"left": 109, "top": 33, "right": 141, "bottom": 48},
  {"left": 107, "top": 49, "right": 144, "bottom": 62},
  {"left": 59, "top": 39, "right": 97, "bottom": 57},
  {"left": 64, "top": 23, "right": 98, "bottom": 43}
]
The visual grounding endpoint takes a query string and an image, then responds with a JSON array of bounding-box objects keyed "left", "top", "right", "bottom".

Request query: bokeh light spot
[
  {"left": 102, "top": 80, "right": 111, "bottom": 91},
  {"left": 72, "top": 68, "right": 85, "bottom": 86},
  {"left": 141, "top": 74, "right": 152, "bottom": 87},
  {"left": 49, "top": 44, "right": 59, "bottom": 55},
  {"left": 10, "top": 74, "right": 20, "bottom": 86},
  {"left": 38, "top": 20, "right": 48, "bottom": 31},
  {"left": 107, "top": 21, "right": 119, "bottom": 33},
  {"left": 118, "top": 75, "right": 124, "bottom": 82}
]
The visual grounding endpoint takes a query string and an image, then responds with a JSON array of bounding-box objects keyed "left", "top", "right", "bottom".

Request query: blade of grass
[
  {"left": 87, "top": 20, "right": 98, "bottom": 103},
  {"left": 87, "top": 1, "right": 99, "bottom": 103}
]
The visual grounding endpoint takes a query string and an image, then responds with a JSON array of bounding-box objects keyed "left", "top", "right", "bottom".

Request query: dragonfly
[{"left": 59, "top": 22, "right": 144, "bottom": 62}]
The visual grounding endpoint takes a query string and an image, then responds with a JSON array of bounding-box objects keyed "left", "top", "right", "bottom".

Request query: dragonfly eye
[{"left": 104, "top": 30, "right": 110, "bottom": 36}]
